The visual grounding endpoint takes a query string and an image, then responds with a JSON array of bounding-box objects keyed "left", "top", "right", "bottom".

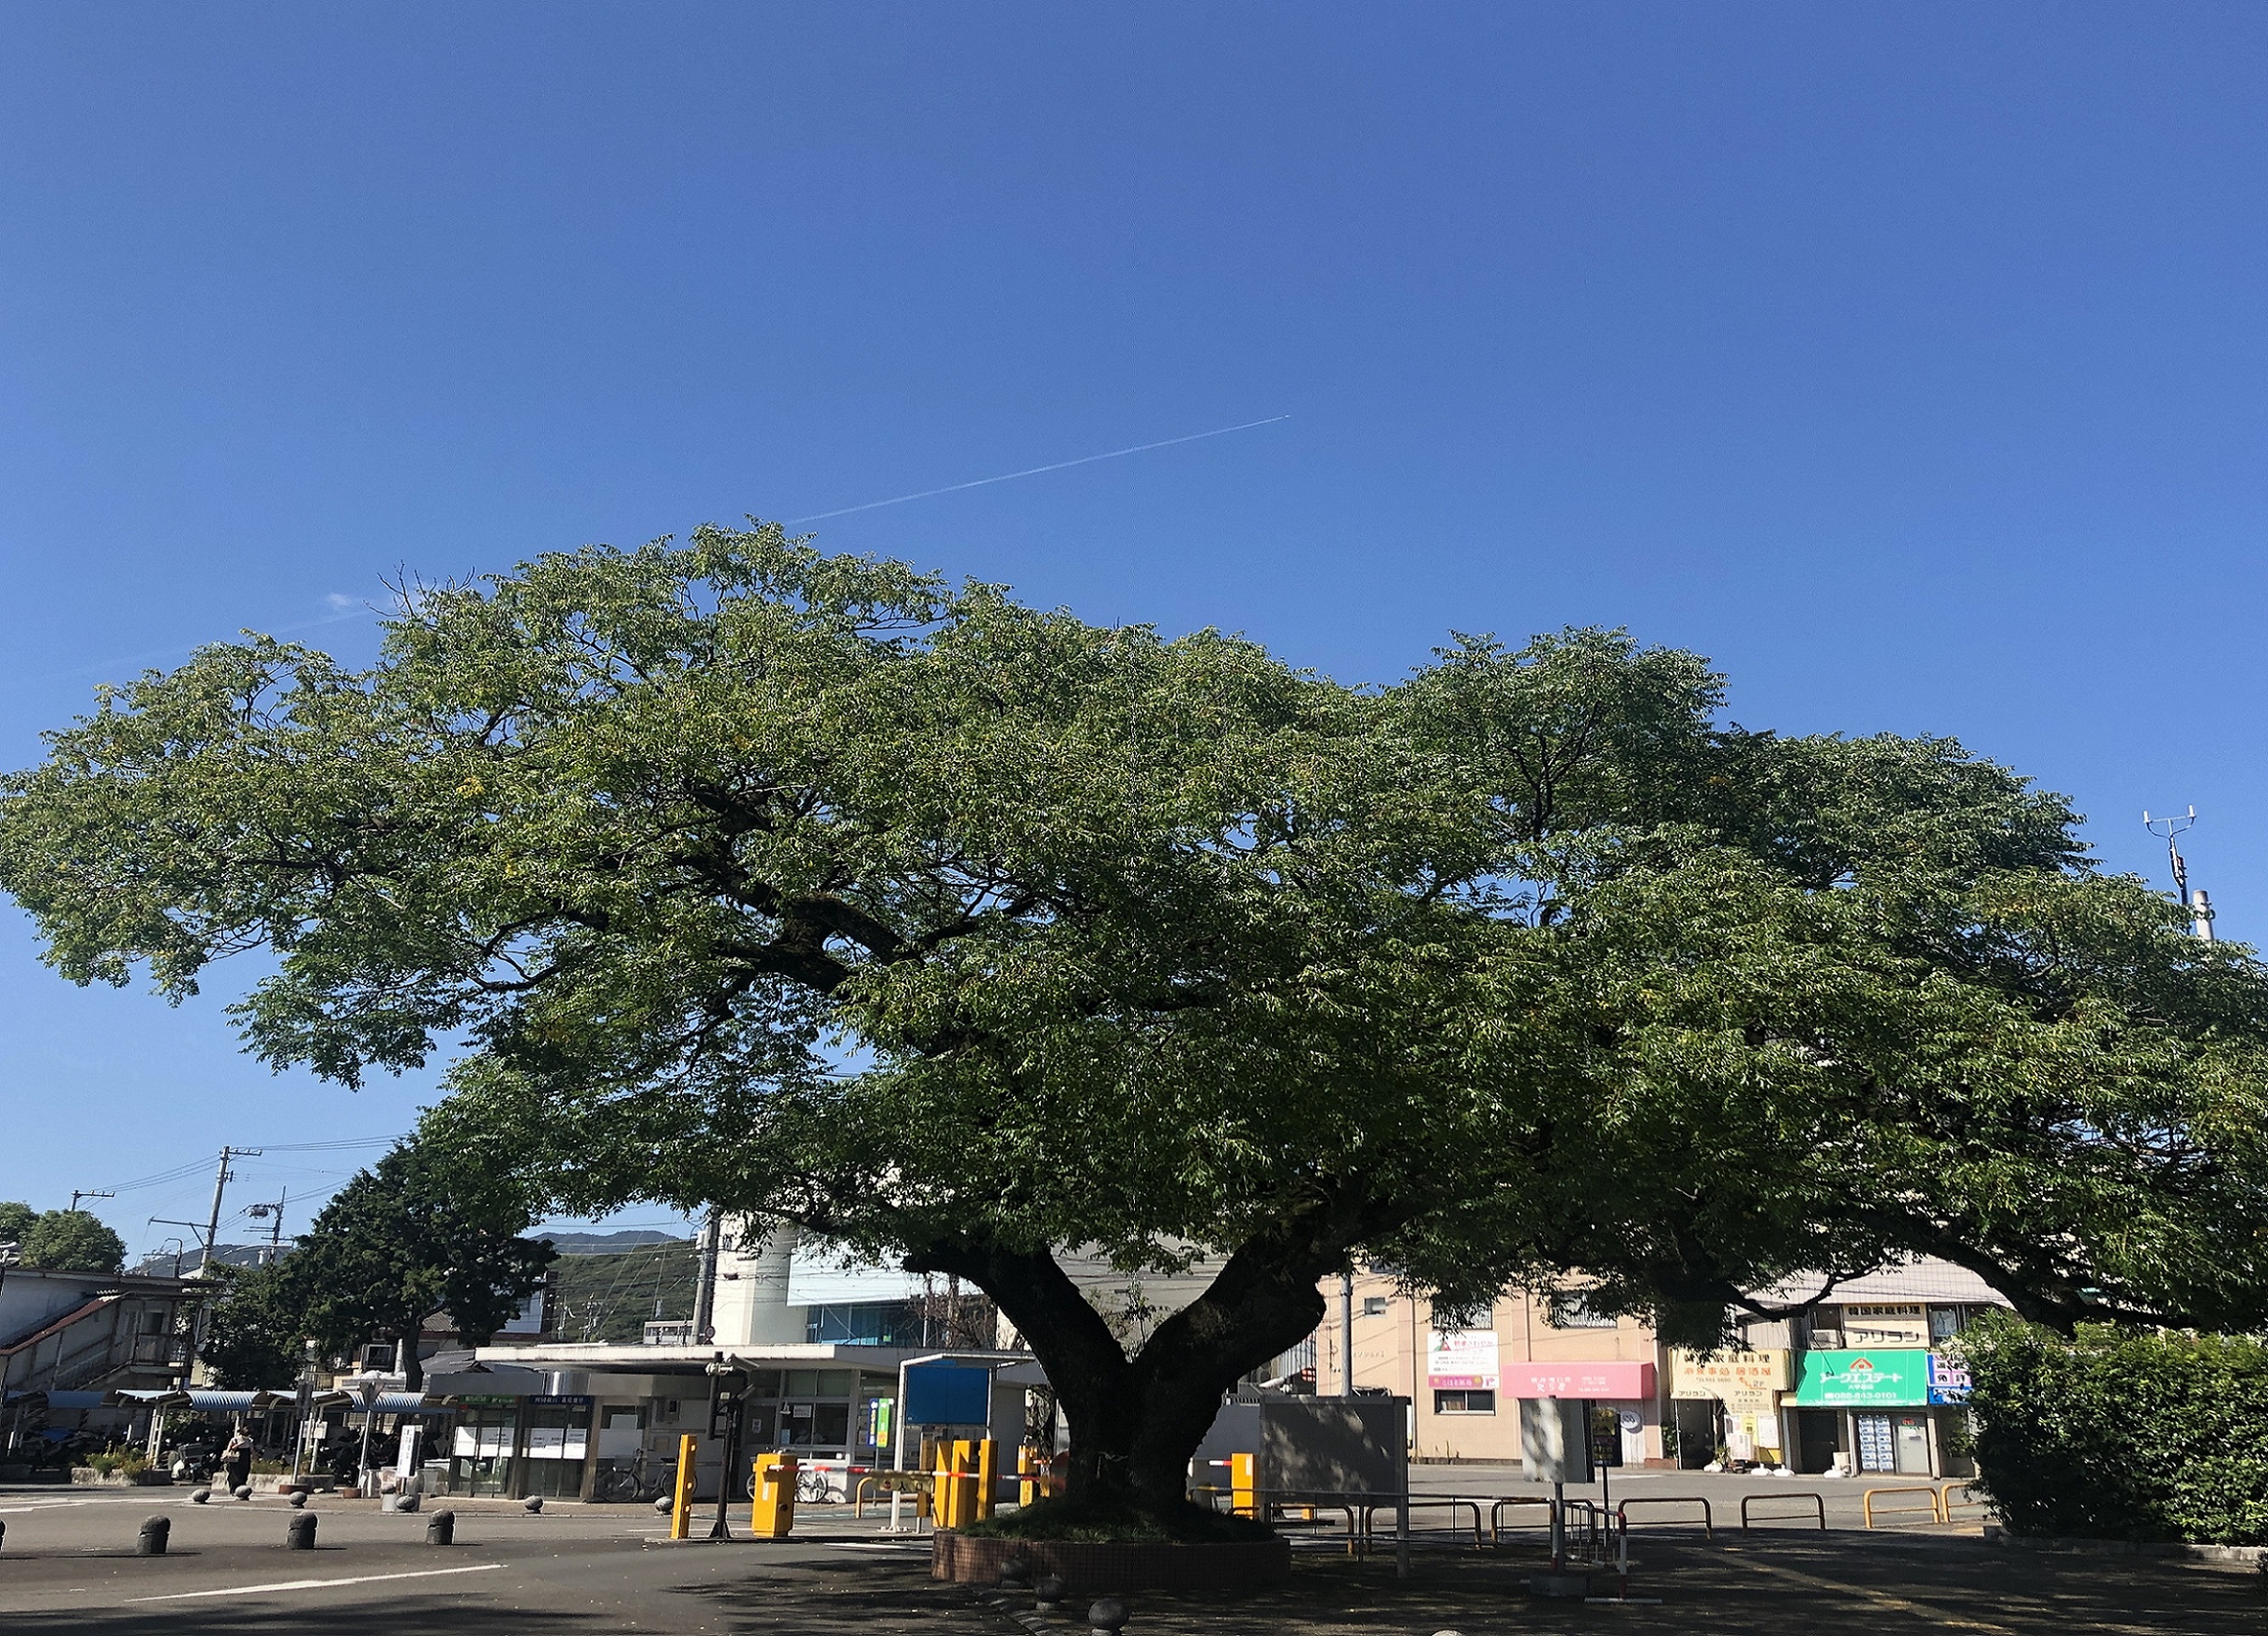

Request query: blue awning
[
  {"left": 375, "top": 1393, "right": 454, "bottom": 1415},
  {"left": 43, "top": 1390, "right": 108, "bottom": 1410},
  {"left": 182, "top": 1391, "right": 266, "bottom": 1412}
]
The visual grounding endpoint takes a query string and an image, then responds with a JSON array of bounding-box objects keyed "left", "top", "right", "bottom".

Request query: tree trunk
[{"left": 906, "top": 1196, "right": 1372, "bottom": 1519}]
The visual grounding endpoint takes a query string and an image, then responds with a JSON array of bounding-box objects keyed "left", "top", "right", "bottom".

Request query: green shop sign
[{"left": 1792, "top": 1349, "right": 1932, "bottom": 1407}]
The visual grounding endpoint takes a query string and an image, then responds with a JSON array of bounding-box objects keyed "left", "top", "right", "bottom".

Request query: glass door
[
  {"left": 1892, "top": 1413, "right": 1931, "bottom": 1475},
  {"left": 449, "top": 1406, "right": 518, "bottom": 1497}
]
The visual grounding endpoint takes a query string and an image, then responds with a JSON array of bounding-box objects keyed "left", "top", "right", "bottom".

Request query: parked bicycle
[{"left": 593, "top": 1448, "right": 678, "bottom": 1504}]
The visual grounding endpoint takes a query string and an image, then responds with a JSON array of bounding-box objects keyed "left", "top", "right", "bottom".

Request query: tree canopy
[
  {"left": 199, "top": 1261, "right": 306, "bottom": 1389},
  {"left": 0, "top": 1200, "right": 35, "bottom": 1247},
  {"left": 19, "top": 1209, "right": 126, "bottom": 1275},
  {"left": 4, "top": 524, "right": 2263, "bottom": 1511},
  {"left": 270, "top": 1144, "right": 555, "bottom": 1389}
]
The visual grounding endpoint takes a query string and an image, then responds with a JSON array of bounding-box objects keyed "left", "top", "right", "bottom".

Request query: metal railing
[
  {"left": 1360, "top": 1496, "right": 1481, "bottom": 1550},
  {"left": 1862, "top": 1485, "right": 1945, "bottom": 1528},
  {"left": 1616, "top": 1495, "right": 1715, "bottom": 1539},
  {"left": 1490, "top": 1493, "right": 1556, "bottom": 1543},
  {"left": 1740, "top": 1492, "right": 1826, "bottom": 1531},
  {"left": 1939, "top": 1482, "right": 1987, "bottom": 1523}
]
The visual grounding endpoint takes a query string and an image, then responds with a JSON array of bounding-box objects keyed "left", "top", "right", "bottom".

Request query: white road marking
[{"left": 125, "top": 1563, "right": 505, "bottom": 1602}]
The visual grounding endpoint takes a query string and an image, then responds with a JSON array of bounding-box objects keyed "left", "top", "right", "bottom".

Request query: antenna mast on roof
[{"left": 2143, "top": 807, "right": 2216, "bottom": 941}]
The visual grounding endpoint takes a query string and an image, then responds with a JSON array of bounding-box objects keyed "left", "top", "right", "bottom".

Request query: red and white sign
[
  {"left": 1502, "top": 1360, "right": 1655, "bottom": 1400},
  {"left": 1425, "top": 1329, "right": 1500, "bottom": 1389}
]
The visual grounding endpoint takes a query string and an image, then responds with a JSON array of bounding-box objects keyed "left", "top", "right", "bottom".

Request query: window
[
  {"left": 1433, "top": 1389, "right": 1495, "bottom": 1414},
  {"left": 1547, "top": 1293, "right": 1618, "bottom": 1329},
  {"left": 805, "top": 1301, "right": 922, "bottom": 1346},
  {"left": 1362, "top": 1296, "right": 1389, "bottom": 1317},
  {"left": 1928, "top": 1305, "right": 1961, "bottom": 1341}
]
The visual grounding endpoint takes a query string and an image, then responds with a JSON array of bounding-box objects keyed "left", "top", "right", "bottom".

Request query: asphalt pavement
[
  {"left": 4, "top": 1479, "right": 2259, "bottom": 1635},
  {"left": 0, "top": 1486, "right": 984, "bottom": 1636}
]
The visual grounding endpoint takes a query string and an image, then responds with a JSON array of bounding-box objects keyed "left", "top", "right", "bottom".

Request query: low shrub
[{"left": 1957, "top": 1315, "right": 2268, "bottom": 1545}]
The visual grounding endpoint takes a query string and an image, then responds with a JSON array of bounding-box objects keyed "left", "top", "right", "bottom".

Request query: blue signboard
[
  {"left": 904, "top": 1363, "right": 991, "bottom": 1427},
  {"left": 1926, "top": 1355, "right": 1970, "bottom": 1406}
]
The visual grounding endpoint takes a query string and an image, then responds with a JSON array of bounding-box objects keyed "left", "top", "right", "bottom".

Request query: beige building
[{"left": 1313, "top": 1272, "right": 1669, "bottom": 1466}]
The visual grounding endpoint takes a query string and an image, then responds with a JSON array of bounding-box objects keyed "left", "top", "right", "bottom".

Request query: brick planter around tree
[{"left": 931, "top": 1529, "right": 1291, "bottom": 1594}]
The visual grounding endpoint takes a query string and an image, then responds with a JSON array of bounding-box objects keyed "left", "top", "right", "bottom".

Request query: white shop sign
[{"left": 1426, "top": 1329, "right": 1500, "bottom": 1389}]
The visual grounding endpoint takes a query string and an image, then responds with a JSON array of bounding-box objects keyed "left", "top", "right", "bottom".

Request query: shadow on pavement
[{"left": 1018, "top": 1535, "right": 2264, "bottom": 1635}]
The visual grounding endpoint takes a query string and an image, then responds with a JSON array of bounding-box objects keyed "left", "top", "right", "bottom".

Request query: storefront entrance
[
  {"left": 448, "top": 1402, "right": 518, "bottom": 1496},
  {"left": 519, "top": 1395, "right": 592, "bottom": 1498},
  {"left": 1855, "top": 1411, "right": 1932, "bottom": 1474}
]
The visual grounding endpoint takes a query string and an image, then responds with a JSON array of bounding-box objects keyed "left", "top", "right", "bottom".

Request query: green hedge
[{"left": 1957, "top": 1315, "right": 2268, "bottom": 1545}]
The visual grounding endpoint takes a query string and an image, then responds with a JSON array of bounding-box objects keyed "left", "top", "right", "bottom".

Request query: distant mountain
[
  {"left": 539, "top": 1229, "right": 689, "bottom": 1256},
  {"left": 131, "top": 1243, "right": 273, "bottom": 1277},
  {"left": 126, "top": 1229, "right": 685, "bottom": 1277}
]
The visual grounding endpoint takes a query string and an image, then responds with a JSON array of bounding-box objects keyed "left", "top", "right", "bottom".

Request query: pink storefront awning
[{"left": 1502, "top": 1360, "right": 1655, "bottom": 1400}]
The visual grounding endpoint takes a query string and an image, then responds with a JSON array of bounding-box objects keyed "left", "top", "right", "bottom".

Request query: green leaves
[
  {"left": 17, "top": 1209, "right": 126, "bottom": 1274},
  {"left": 278, "top": 1141, "right": 556, "bottom": 1387},
  {"left": 4, "top": 525, "right": 2264, "bottom": 1351},
  {"left": 1961, "top": 1318, "right": 2268, "bottom": 1544}
]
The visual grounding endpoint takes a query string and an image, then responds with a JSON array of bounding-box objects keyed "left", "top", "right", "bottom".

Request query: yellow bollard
[
  {"left": 1230, "top": 1451, "right": 1257, "bottom": 1519},
  {"left": 1017, "top": 1445, "right": 1035, "bottom": 1507},
  {"left": 952, "top": 1439, "right": 979, "bottom": 1529},
  {"left": 669, "top": 1433, "right": 699, "bottom": 1540},
  {"left": 975, "top": 1438, "right": 998, "bottom": 1520},
  {"left": 748, "top": 1452, "right": 798, "bottom": 1538}
]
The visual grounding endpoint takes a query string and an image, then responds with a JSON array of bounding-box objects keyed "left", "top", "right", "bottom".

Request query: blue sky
[{"left": 4, "top": 4, "right": 2265, "bottom": 1255}]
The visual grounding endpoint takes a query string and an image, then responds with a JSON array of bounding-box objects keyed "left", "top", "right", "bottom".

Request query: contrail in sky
[
  {"left": 16, "top": 418, "right": 1290, "bottom": 691},
  {"left": 784, "top": 414, "right": 1291, "bottom": 524}
]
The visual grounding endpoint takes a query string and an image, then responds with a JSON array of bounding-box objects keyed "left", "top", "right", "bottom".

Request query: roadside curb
[{"left": 1982, "top": 1525, "right": 2265, "bottom": 1569}]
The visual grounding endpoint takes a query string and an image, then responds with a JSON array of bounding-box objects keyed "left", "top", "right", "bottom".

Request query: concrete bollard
[
  {"left": 288, "top": 1490, "right": 309, "bottom": 1509},
  {"left": 425, "top": 1510, "right": 456, "bottom": 1546},
  {"left": 523, "top": 1495, "right": 542, "bottom": 1513},
  {"left": 234, "top": 1485, "right": 255, "bottom": 1502},
  {"left": 1034, "top": 1573, "right": 1067, "bottom": 1611},
  {"left": 651, "top": 1494, "right": 672, "bottom": 1514},
  {"left": 137, "top": 1516, "right": 170, "bottom": 1555},
  {"left": 999, "top": 1555, "right": 1032, "bottom": 1590},
  {"left": 1087, "top": 1597, "right": 1129, "bottom": 1636},
  {"left": 188, "top": 1488, "right": 212, "bottom": 1505},
  {"left": 287, "top": 1513, "right": 317, "bottom": 1551},
  {"left": 0, "top": 1517, "right": 8, "bottom": 1553}
]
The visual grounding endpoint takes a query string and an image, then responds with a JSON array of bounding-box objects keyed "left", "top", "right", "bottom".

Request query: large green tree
[
  {"left": 21, "top": 1209, "right": 126, "bottom": 1275},
  {"left": 0, "top": 1200, "right": 36, "bottom": 1247},
  {"left": 4, "top": 525, "right": 2264, "bottom": 1518},
  {"left": 272, "top": 1144, "right": 555, "bottom": 1389},
  {"left": 199, "top": 1261, "right": 304, "bottom": 1389}
]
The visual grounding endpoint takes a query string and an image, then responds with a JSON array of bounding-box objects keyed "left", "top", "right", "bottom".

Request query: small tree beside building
[
  {"left": 13, "top": 1208, "right": 126, "bottom": 1274},
  {"left": 1959, "top": 1318, "right": 2268, "bottom": 1545},
  {"left": 278, "top": 1144, "right": 555, "bottom": 1389}
]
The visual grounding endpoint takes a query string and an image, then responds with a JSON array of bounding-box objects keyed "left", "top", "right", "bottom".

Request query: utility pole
[
  {"left": 2144, "top": 808, "right": 2217, "bottom": 941},
  {"left": 69, "top": 1189, "right": 115, "bottom": 1215},
  {"left": 1340, "top": 1271, "right": 1356, "bottom": 1399},
  {"left": 691, "top": 1211, "right": 722, "bottom": 1345},
  {"left": 244, "top": 1194, "right": 288, "bottom": 1265},
  {"left": 195, "top": 1147, "right": 261, "bottom": 1277}
]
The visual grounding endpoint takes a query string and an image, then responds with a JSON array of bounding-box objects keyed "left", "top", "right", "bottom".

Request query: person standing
[{"left": 221, "top": 1427, "right": 255, "bottom": 1494}]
